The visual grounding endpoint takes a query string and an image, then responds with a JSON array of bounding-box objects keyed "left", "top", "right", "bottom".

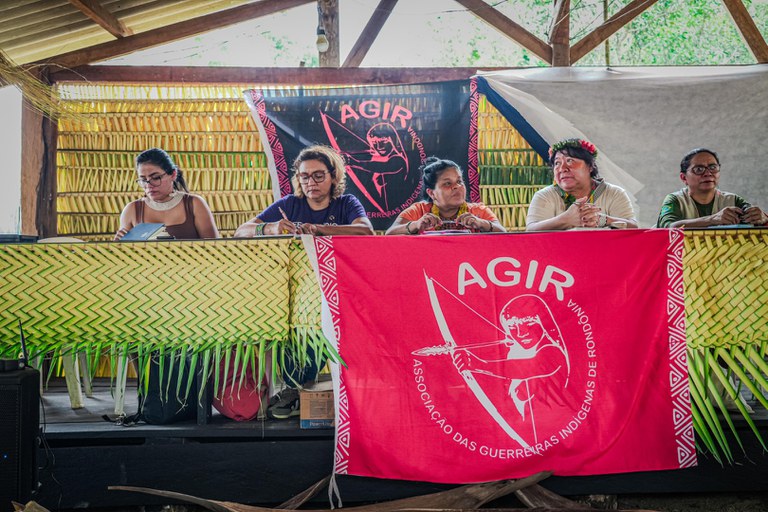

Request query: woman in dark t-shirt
[{"left": 235, "top": 145, "right": 374, "bottom": 237}]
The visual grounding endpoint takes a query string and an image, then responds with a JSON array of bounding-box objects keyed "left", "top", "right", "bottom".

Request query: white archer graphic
[{"left": 415, "top": 272, "right": 571, "bottom": 448}]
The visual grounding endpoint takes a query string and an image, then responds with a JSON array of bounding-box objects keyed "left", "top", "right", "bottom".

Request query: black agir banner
[{"left": 245, "top": 80, "right": 480, "bottom": 230}]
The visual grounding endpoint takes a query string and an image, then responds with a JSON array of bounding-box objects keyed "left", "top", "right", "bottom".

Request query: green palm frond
[
  {"left": 688, "top": 345, "right": 768, "bottom": 464},
  {"left": 688, "top": 350, "right": 732, "bottom": 464}
]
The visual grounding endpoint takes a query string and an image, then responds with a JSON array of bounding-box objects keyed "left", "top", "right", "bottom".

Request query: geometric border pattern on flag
[
  {"left": 467, "top": 77, "right": 480, "bottom": 203},
  {"left": 313, "top": 236, "right": 350, "bottom": 474},
  {"left": 248, "top": 90, "right": 292, "bottom": 196},
  {"left": 667, "top": 229, "right": 696, "bottom": 468}
]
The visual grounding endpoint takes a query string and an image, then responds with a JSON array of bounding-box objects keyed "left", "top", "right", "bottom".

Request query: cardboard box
[{"left": 300, "top": 378, "right": 334, "bottom": 429}]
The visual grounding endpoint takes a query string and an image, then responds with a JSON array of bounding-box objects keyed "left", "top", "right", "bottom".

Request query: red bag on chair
[{"left": 212, "top": 355, "right": 268, "bottom": 421}]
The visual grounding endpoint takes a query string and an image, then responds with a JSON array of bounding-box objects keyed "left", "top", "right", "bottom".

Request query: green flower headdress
[{"left": 548, "top": 138, "right": 598, "bottom": 160}]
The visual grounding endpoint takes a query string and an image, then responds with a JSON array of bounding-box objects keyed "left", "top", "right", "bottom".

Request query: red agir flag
[{"left": 312, "top": 229, "right": 695, "bottom": 483}]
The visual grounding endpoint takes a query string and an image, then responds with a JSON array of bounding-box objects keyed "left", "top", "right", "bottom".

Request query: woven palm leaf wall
[
  {"left": 57, "top": 84, "right": 272, "bottom": 239},
  {"left": 476, "top": 96, "right": 551, "bottom": 229},
  {"left": 683, "top": 230, "right": 768, "bottom": 462},
  {"left": 55, "top": 83, "right": 549, "bottom": 239}
]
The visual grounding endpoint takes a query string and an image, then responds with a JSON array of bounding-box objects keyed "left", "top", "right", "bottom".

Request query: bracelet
[
  {"left": 255, "top": 223, "right": 265, "bottom": 236},
  {"left": 485, "top": 220, "right": 493, "bottom": 232},
  {"left": 405, "top": 221, "right": 415, "bottom": 235},
  {"left": 597, "top": 213, "right": 608, "bottom": 228}
]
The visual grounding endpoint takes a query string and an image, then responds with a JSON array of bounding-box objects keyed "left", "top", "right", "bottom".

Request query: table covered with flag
[{"left": 309, "top": 229, "right": 695, "bottom": 483}]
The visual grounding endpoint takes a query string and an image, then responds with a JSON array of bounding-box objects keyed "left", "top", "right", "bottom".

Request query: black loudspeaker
[{"left": 0, "top": 368, "right": 40, "bottom": 507}]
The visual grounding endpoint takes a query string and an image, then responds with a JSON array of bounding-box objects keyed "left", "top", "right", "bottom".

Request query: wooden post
[
  {"left": 20, "top": 100, "right": 43, "bottom": 237},
  {"left": 38, "top": 111, "right": 58, "bottom": 238},
  {"left": 603, "top": 0, "right": 610, "bottom": 65},
  {"left": 318, "top": 0, "right": 340, "bottom": 68},
  {"left": 551, "top": 0, "right": 570, "bottom": 67},
  {"left": 20, "top": 75, "right": 58, "bottom": 238}
]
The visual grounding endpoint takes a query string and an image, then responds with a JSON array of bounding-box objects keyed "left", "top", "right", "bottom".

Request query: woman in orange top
[{"left": 385, "top": 157, "right": 505, "bottom": 235}]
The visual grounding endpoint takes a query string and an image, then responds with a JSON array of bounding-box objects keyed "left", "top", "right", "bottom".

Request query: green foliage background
[
  {"left": 449, "top": 0, "right": 767, "bottom": 67},
  {"left": 107, "top": 0, "right": 768, "bottom": 68}
]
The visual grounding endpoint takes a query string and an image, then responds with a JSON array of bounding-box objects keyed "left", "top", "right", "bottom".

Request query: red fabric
[
  {"left": 314, "top": 229, "right": 695, "bottom": 483},
  {"left": 212, "top": 355, "right": 268, "bottom": 422}
]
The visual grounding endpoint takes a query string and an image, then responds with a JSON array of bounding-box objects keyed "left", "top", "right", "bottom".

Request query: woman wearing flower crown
[
  {"left": 114, "top": 148, "right": 220, "bottom": 240},
  {"left": 385, "top": 157, "right": 506, "bottom": 235},
  {"left": 526, "top": 138, "right": 637, "bottom": 231}
]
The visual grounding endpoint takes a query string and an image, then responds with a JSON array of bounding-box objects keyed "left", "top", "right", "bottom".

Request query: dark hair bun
[{"left": 419, "top": 156, "right": 441, "bottom": 174}]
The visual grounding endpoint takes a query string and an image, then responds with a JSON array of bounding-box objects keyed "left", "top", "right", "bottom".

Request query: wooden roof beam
[
  {"left": 48, "top": 65, "right": 510, "bottom": 85},
  {"left": 548, "top": 0, "right": 570, "bottom": 43},
  {"left": 721, "top": 0, "right": 768, "bottom": 63},
  {"left": 342, "top": 0, "right": 398, "bottom": 68},
  {"left": 33, "top": 0, "right": 315, "bottom": 70},
  {"left": 68, "top": 0, "right": 133, "bottom": 38},
  {"left": 318, "top": 0, "right": 340, "bottom": 67},
  {"left": 550, "top": 0, "right": 570, "bottom": 67},
  {"left": 453, "top": 0, "right": 552, "bottom": 64},
  {"left": 570, "top": 0, "right": 658, "bottom": 64}
]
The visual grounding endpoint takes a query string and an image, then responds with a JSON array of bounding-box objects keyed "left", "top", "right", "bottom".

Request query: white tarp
[{"left": 478, "top": 65, "right": 768, "bottom": 227}]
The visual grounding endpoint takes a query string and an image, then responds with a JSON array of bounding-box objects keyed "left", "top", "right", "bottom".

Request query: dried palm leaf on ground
[
  {"left": 110, "top": 472, "right": 551, "bottom": 512},
  {"left": 11, "top": 502, "right": 52, "bottom": 512},
  {"left": 276, "top": 475, "right": 331, "bottom": 510},
  {"left": 17, "top": 471, "right": 663, "bottom": 512},
  {"left": 514, "top": 483, "right": 591, "bottom": 509},
  {"left": 13, "top": 501, "right": 663, "bottom": 512}
]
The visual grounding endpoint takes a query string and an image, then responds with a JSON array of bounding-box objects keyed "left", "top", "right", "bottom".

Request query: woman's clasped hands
[
  {"left": 409, "top": 212, "right": 492, "bottom": 234},
  {"left": 565, "top": 199, "right": 603, "bottom": 228},
  {"left": 409, "top": 212, "right": 441, "bottom": 233},
  {"left": 456, "top": 212, "right": 493, "bottom": 232}
]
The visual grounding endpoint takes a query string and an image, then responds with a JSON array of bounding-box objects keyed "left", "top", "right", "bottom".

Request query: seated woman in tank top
[{"left": 114, "top": 148, "right": 220, "bottom": 240}]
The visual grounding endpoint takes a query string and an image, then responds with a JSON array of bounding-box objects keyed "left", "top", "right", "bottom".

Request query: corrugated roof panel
[{"left": 0, "top": 0, "right": 257, "bottom": 64}]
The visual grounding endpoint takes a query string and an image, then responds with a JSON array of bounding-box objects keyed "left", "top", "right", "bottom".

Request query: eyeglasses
[
  {"left": 296, "top": 171, "right": 329, "bottom": 184},
  {"left": 136, "top": 174, "right": 166, "bottom": 187},
  {"left": 689, "top": 163, "right": 720, "bottom": 175}
]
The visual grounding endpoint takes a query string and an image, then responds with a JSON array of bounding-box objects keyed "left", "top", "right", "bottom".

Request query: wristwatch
[{"left": 597, "top": 213, "right": 608, "bottom": 228}]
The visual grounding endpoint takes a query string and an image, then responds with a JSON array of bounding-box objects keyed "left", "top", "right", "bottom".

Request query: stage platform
[{"left": 33, "top": 378, "right": 768, "bottom": 510}]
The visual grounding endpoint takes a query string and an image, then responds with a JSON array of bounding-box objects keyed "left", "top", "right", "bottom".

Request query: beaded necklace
[
  {"left": 145, "top": 191, "right": 185, "bottom": 211},
  {"left": 431, "top": 202, "right": 468, "bottom": 220},
  {"left": 555, "top": 182, "right": 596, "bottom": 208}
]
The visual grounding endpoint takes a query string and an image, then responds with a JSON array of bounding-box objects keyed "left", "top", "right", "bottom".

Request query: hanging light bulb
[
  {"left": 316, "top": 3, "right": 329, "bottom": 54},
  {"left": 316, "top": 26, "right": 330, "bottom": 53}
]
